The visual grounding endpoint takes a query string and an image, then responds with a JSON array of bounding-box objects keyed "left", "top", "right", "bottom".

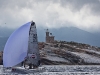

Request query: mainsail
[
  {"left": 3, "top": 21, "right": 40, "bottom": 67},
  {"left": 26, "top": 21, "right": 40, "bottom": 68}
]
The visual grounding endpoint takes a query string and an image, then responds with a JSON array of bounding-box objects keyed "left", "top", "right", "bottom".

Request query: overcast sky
[{"left": 0, "top": 0, "right": 100, "bottom": 33}]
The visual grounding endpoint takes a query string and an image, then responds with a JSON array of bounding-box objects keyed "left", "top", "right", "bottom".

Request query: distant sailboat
[{"left": 3, "top": 21, "right": 40, "bottom": 69}]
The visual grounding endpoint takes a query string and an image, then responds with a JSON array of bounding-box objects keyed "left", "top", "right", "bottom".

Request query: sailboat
[{"left": 3, "top": 21, "right": 40, "bottom": 70}]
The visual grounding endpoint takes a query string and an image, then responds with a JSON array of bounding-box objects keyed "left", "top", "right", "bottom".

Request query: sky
[{"left": 0, "top": 0, "right": 100, "bottom": 33}]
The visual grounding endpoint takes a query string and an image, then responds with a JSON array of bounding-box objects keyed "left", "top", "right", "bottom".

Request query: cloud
[{"left": 0, "top": 0, "right": 100, "bottom": 33}]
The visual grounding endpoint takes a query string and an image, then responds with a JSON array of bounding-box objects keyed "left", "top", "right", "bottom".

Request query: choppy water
[{"left": 1, "top": 65, "right": 100, "bottom": 75}]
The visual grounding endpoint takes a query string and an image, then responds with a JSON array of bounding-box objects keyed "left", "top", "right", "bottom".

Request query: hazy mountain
[
  {"left": 0, "top": 37, "right": 8, "bottom": 50},
  {"left": 0, "top": 27, "right": 14, "bottom": 50},
  {"left": 0, "top": 26, "right": 15, "bottom": 37},
  {"left": 0, "top": 26, "right": 100, "bottom": 50},
  {"left": 49, "top": 27, "right": 100, "bottom": 47},
  {"left": 36, "top": 27, "right": 100, "bottom": 47}
]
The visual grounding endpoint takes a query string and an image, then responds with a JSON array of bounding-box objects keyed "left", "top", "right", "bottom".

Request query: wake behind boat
[{"left": 3, "top": 21, "right": 40, "bottom": 70}]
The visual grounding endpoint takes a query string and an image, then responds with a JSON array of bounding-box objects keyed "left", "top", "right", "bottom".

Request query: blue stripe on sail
[{"left": 3, "top": 22, "right": 31, "bottom": 67}]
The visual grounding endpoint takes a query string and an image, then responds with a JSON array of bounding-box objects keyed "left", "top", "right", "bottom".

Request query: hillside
[
  {"left": 1, "top": 41, "right": 100, "bottom": 65},
  {"left": 39, "top": 41, "right": 100, "bottom": 65}
]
